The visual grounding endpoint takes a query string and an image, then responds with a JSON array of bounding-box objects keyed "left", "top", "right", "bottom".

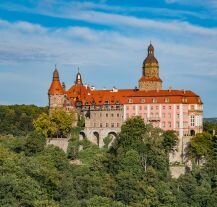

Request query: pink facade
[{"left": 124, "top": 103, "right": 203, "bottom": 137}]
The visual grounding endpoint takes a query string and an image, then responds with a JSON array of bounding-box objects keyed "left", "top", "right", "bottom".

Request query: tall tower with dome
[{"left": 138, "top": 43, "right": 162, "bottom": 90}]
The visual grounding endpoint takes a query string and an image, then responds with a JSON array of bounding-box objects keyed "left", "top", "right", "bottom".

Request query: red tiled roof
[
  {"left": 80, "top": 89, "right": 202, "bottom": 105},
  {"left": 48, "top": 80, "right": 64, "bottom": 95}
]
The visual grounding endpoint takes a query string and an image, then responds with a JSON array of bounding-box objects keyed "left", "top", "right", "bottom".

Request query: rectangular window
[
  {"left": 133, "top": 106, "right": 136, "bottom": 110},
  {"left": 156, "top": 106, "right": 159, "bottom": 110},
  {"left": 165, "top": 98, "right": 169, "bottom": 103},
  {"left": 162, "top": 122, "right": 166, "bottom": 127},
  {"left": 162, "top": 113, "right": 165, "bottom": 118},
  {"left": 151, "top": 106, "right": 154, "bottom": 110},
  {"left": 144, "top": 106, "right": 147, "bottom": 110},
  {"left": 169, "top": 106, "right": 172, "bottom": 110},
  {"left": 176, "top": 122, "right": 180, "bottom": 128},
  {"left": 100, "top": 123, "right": 103, "bottom": 128},
  {"left": 106, "top": 113, "right": 108, "bottom": 117},
  {"left": 106, "top": 123, "right": 109, "bottom": 127},
  {"left": 168, "top": 113, "right": 171, "bottom": 118},
  {"left": 126, "top": 106, "right": 129, "bottom": 110},
  {"left": 163, "top": 105, "right": 166, "bottom": 110},
  {"left": 111, "top": 123, "right": 114, "bottom": 128},
  {"left": 190, "top": 115, "right": 195, "bottom": 127},
  {"left": 128, "top": 98, "right": 133, "bottom": 103},
  {"left": 153, "top": 98, "right": 157, "bottom": 103},
  {"left": 177, "top": 105, "right": 180, "bottom": 110},
  {"left": 139, "top": 106, "right": 142, "bottom": 110},
  {"left": 168, "top": 122, "right": 171, "bottom": 127},
  {"left": 177, "top": 114, "right": 180, "bottom": 119},
  {"left": 117, "top": 123, "right": 120, "bottom": 127},
  {"left": 111, "top": 113, "right": 114, "bottom": 117},
  {"left": 117, "top": 113, "right": 119, "bottom": 117}
]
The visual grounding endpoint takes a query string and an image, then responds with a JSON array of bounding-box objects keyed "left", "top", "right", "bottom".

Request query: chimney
[
  {"left": 90, "top": 85, "right": 95, "bottom": 91},
  {"left": 62, "top": 82, "right": 66, "bottom": 90}
]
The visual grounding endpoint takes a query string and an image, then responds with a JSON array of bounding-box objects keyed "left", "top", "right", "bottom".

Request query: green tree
[
  {"left": 188, "top": 132, "right": 213, "bottom": 164},
  {"left": 86, "top": 196, "right": 125, "bottom": 207},
  {"left": 0, "top": 105, "right": 48, "bottom": 136},
  {"left": 118, "top": 116, "right": 146, "bottom": 152},
  {"left": 162, "top": 130, "right": 179, "bottom": 153},
  {"left": 33, "top": 112, "right": 57, "bottom": 138},
  {"left": 34, "top": 109, "right": 75, "bottom": 138}
]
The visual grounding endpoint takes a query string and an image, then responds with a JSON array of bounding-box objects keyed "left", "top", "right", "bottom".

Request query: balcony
[{"left": 147, "top": 117, "right": 161, "bottom": 122}]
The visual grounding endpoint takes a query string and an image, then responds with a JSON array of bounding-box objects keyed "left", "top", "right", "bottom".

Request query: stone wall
[
  {"left": 47, "top": 138, "right": 69, "bottom": 152},
  {"left": 138, "top": 80, "right": 162, "bottom": 90},
  {"left": 170, "top": 166, "right": 185, "bottom": 178}
]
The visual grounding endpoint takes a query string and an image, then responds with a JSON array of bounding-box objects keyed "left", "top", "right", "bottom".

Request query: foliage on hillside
[
  {"left": 34, "top": 109, "right": 75, "bottom": 138},
  {"left": 1, "top": 116, "right": 217, "bottom": 206},
  {"left": 0, "top": 105, "right": 48, "bottom": 136}
]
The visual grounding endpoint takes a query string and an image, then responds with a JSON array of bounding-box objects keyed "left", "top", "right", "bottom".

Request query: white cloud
[{"left": 0, "top": 1, "right": 217, "bottom": 116}]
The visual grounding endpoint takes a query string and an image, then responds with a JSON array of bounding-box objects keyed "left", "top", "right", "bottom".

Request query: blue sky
[{"left": 0, "top": 0, "right": 217, "bottom": 117}]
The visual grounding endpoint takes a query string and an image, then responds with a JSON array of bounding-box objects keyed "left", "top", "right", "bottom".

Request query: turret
[
  {"left": 48, "top": 67, "right": 65, "bottom": 109},
  {"left": 138, "top": 43, "right": 162, "bottom": 90}
]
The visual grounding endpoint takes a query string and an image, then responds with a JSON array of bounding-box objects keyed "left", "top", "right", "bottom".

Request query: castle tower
[
  {"left": 75, "top": 71, "right": 83, "bottom": 85},
  {"left": 138, "top": 43, "right": 162, "bottom": 90},
  {"left": 48, "top": 68, "right": 65, "bottom": 109}
]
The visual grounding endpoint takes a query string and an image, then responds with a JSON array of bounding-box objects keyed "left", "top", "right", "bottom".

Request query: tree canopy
[
  {"left": 1, "top": 109, "right": 217, "bottom": 207},
  {"left": 34, "top": 109, "right": 75, "bottom": 138}
]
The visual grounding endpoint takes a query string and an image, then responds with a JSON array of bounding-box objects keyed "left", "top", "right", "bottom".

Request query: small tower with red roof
[
  {"left": 48, "top": 67, "right": 65, "bottom": 109},
  {"left": 138, "top": 43, "right": 163, "bottom": 90}
]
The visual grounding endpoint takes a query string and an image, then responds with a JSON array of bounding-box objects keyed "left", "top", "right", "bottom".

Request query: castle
[{"left": 48, "top": 43, "right": 203, "bottom": 163}]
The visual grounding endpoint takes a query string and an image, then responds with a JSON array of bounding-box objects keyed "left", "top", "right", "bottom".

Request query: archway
[
  {"left": 107, "top": 132, "right": 118, "bottom": 147},
  {"left": 93, "top": 131, "right": 100, "bottom": 147},
  {"left": 79, "top": 131, "right": 86, "bottom": 141},
  {"left": 190, "top": 130, "right": 195, "bottom": 136}
]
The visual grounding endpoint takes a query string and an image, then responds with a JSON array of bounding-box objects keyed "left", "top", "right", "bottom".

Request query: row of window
[
  {"left": 126, "top": 105, "right": 181, "bottom": 111},
  {"left": 92, "top": 113, "right": 120, "bottom": 118},
  {"left": 93, "top": 123, "right": 120, "bottom": 128},
  {"left": 126, "top": 113, "right": 180, "bottom": 119},
  {"left": 128, "top": 98, "right": 170, "bottom": 104}
]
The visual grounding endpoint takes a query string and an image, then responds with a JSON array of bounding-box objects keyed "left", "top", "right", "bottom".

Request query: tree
[
  {"left": 23, "top": 132, "right": 46, "bottom": 156},
  {"left": 118, "top": 116, "right": 146, "bottom": 152},
  {"left": 187, "top": 132, "right": 213, "bottom": 165},
  {"left": 34, "top": 109, "right": 75, "bottom": 138},
  {"left": 51, "top": 109, "right": 75, "bottom": 137},
  {"left": 86, "top": 196, "right": 125, "bottom": 207},
  {"left": 33, "top": 113, "right": 57, "bottom": 138},
  {"left": 162, "top": 130, "right": 179, "bottom": 153},
  {"left": 0, "top": 105, "right": 48, "bottom": 136}
]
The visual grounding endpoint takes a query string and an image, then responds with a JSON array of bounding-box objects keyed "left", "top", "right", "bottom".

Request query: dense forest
[
  {"left": 0, "top": 105, "right": 48, "bottom": 136},
  {"left": 0, "top": 105, "right": 217, "bottom": 207}
]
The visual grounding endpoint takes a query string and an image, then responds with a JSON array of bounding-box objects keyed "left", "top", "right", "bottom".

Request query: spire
[
  {"left": 53, "top": 66, "right": 59, "bottom": 81},
  {"left": 148, "top": 42, "right": 154, "bottom": 55},
  {"left": 75, "top": 68, "right": 83, "bottom": 85},
  {"left": 48, "top": 66, "right": 64, "bottom": 95},
  {"left": 143, "top": 43, "right": 158, "bottom": 65}
]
